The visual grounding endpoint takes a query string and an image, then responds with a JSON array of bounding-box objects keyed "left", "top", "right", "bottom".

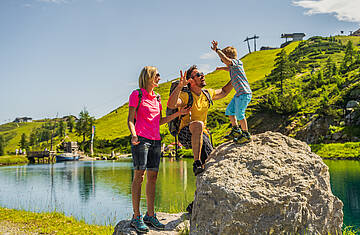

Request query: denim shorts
[
  {"left": 178, "top": 126, "right": 214, "bottom": 164},
  {"left": 225, "top": 93, "right": 252, "bottom": 120},
  {"left": 131, "top": 136, "right": 161, "bottom": 171}
]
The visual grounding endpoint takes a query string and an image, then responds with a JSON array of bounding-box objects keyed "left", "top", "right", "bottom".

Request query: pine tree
[
  {"left": 75, "top": 109, "right": 95, "bottom": 147},
  {"left": 273, "top": 49, "right": 293, "bottom": 94},
  {"left": 67, "top": 116, "right": 75, "bottom": 133},
  {"left": 340, "top": 41, "right": 355, "bottom": 73},
  {"left": 57, "top": 120, "right": 67, "bottom": 137},
  {"left": 19, "top": 133, "right": 28, "bottom": 150}
]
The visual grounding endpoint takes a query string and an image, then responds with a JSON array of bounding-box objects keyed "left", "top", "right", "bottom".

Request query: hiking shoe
[
  {"left": 225, "top": 127, "right": 243, "bottom": 140},
  {"left": 143, "top": 213, "right": 165, "bottom": 230},
  {"left": 130, "top": 215, "right": 149, "bottom": 233},
  {"left": 193, "top": 160, "right": 204, "bottom": 176},
  {"left": 234, "top": 132, "right": 251, "bottom": 144}
]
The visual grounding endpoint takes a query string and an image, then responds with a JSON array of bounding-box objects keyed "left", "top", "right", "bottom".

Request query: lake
[{"left": 0, "top": 159, "right": 359, "bottom": 227}]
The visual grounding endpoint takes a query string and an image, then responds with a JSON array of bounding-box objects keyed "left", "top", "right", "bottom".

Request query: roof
[{"left": 351, "top": 28, "right": 360, "bottom": 36}]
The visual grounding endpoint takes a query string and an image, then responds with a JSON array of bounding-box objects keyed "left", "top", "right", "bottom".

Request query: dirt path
[{"left": 0, "top": 221, "right": 37, "bottom": 235}]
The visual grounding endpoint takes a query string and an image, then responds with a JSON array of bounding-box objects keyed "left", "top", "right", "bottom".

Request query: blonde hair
[
  {"left": 221, "top": 46, "right": 238, "bottom": 59},
  {"left": 139, "top": 66, "right": 157, "bottom": 89}
]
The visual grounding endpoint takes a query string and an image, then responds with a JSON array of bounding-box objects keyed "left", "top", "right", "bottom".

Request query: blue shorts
[
  {"left": 225, "top": 93, "right": 252, "bottom": 120},
  {"left": 131, "top": 136, "right": 161, "bottom": 171}
]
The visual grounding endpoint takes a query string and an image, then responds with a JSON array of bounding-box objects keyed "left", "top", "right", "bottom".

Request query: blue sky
[{"left": 1, "top": 0, "right": 359, "bottom": 124}]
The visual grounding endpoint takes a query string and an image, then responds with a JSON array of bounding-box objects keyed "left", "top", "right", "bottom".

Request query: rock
[
  {"left": 346, "top": 100, "right": 359, "bottom": 109},
  {"left": 113, "top": 212, "right": 189, "bottom": 235},
  {"left": 191, "top": 131, "right": 343, "bottom": 235},
  {"left": 332, "top": 132, "right": 342, "bottom": 140}
]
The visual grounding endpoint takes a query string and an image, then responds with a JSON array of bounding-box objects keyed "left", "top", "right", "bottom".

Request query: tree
[
  {"left": 67, "top": 116, "right": 75, "bottom": 133},
  {"left": 75, "top": 109, "right": 95, "bottom": 147},
  {"left": 340, "top": 41, "right": 355, "bottom": 73},
  {"left": 325, "top": 57, "right": 335, "bottom": 80},
  {"left": 57, "top": 120, "right": 67, "bottom": 137},
  {"left": 272, "top": 49, "right": 294, "bottom": 94},
  {"left": 0, "top": 135, "right": 5, "bottom": 156},
  {"left": 29, "top": 130, "right": 38, "bottom": 146},
  {"left": 19, "top": 133, "right": 28, "bottom": 150}
]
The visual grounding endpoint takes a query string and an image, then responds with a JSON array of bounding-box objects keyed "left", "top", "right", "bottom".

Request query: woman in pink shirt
[{"left": 127, "top": 66, "right": 189, "bottom": 233}]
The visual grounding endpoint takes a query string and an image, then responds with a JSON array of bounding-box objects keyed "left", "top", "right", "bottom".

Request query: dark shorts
[
  {"left": 131, "top": 136, "right": 161, "bottom": 171},
  {"left": 178, "top": 126, "right": 214, "bottom": 164}
]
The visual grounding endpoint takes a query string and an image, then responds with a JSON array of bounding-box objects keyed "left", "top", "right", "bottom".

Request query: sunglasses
[{"left": 192, "top": 72, "right": 204, "bottom": 78}]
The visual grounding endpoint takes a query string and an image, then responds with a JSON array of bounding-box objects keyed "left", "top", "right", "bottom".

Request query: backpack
[
  {"left": 165, "top": 81, "right": 213, "bottom": 137},
  {"left": 135, "top": 88, "right": 160, "bottom": 120}
]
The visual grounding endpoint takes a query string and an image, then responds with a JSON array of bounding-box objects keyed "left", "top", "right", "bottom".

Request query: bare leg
[
  {"left": 229, "top": 115, "right": 238, "bottom": 127},
  {"left": 146, "top": 170, "right": 158, "bottom": 216},
  {"left": 189, "top": 121, "right": 204, "bottom": 162},
  {"left": 132, "top": 170, "right": 145, "bottom": 218},
  {"left": 238, "top": 118, "right": 248, "bottom": 132}
]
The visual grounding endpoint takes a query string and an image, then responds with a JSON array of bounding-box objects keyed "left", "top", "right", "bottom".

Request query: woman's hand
[
  {"left": 178, "top": 106, "right": 191, "bottom": 115},
  {"left": 178, "top": 70, "right": 189, "bottom": 87},
  {"left": 131, "top": 135, "right": 140, "bottom": 145}
]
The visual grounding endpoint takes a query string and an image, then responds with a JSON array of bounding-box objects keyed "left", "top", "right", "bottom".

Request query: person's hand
[
  {"left": 211, "top": 40, "right": 219, "bottom": 51},
  {"left": 179, "top": 70, "right": 189, "bottom": 87},
  {"left": 178, "top": 106, "right": 191, "bottom": 115},
  {"left": 131, "top": 135, "right": 140, "bottom": 145}
]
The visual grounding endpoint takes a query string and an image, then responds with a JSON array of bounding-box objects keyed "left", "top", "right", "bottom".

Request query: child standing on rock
[{"left": 211, "top": 40, "right": 252, "bottom": 143}]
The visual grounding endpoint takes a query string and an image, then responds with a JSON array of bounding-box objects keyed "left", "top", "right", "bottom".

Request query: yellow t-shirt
[{"left": 178, "top": 88, "right": 216, "bottom": 132}]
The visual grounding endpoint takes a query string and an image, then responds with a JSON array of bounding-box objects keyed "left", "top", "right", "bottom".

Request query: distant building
[
  {"left": 13, "top": 117, "right": 32, "bottom": 123},
  {"left": 281, "top": 33, "right": 306, "bottom": 48},
  {"left": 64, "top": 142, "right": 79, "bottom": 153},
  {"left": 351, "top": 28, "right": 360, "bottom": 36}
]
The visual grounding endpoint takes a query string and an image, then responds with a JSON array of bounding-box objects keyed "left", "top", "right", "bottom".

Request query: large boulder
[{"left": 191, "top": 131, "right": 343, "bottom": 235}]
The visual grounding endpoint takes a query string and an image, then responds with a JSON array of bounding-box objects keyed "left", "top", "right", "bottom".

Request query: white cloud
[
  {"left": 200, "top": 52, "right": 217, "bottom": 60},
  {"left": 293, "top": 0, "right": 360, "bottom": 23},
  {"left": 198, "top": 64, "right": 212, "bottom": 74}
]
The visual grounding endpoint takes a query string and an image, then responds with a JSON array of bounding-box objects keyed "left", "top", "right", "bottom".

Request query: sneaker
[
  {"left": 225, "top": 127, "right": 242, "bottom": 140},
  {"left": 193, "top": 160, "right": 204, "bottom": 176},
  {"left": 234, "top": 131, "right": 251, "bottom": 144},
  {"left": 130, "top": 215, "right": 149, "bottom": 233},
  {"left": 143, "top": 213, "right": 165, "bottom": 230}
]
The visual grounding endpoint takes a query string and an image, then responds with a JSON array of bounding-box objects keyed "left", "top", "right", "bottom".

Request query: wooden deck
[{"left": 26, "top": 151, "right": 56, "bottom": 163}]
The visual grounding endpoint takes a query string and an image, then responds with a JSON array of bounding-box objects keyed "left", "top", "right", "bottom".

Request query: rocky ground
[{"left": 112, "top": 212, "right": 189, "bottom": 235}]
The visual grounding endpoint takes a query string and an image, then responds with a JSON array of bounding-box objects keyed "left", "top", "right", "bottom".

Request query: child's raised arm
[{"left": 211, "top": 40, "right": 232, "bottom": 67}]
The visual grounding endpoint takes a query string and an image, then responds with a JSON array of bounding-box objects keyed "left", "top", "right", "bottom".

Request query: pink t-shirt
[{"left": 129, "top": 88, "right": 162, "bottom": 140}]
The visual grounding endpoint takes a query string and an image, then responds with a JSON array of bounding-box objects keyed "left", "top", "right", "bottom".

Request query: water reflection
[
  {"left": 1, "top": 159, "right": 357, "bottom": 227},
  {"left": 324, "top": 160, "right": 360, "bottom": 227},
  {"left": 0, "top": 159, "right": 196, "bottom": 225}
]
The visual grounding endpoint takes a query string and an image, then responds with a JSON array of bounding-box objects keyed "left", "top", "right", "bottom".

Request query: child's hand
[
  {"left": 179, "top": 70, "right": 189, "bottom": 87},
  {"left": 211, "top": 40, "right": 219, "bottom": 51}
]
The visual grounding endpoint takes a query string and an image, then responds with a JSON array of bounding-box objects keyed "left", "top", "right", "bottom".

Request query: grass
[
  {"left": 0, "top": 154, "right": 29, "bottom": 165},
  {"left": 0, "top": 207, "right": 113, "bottom": 235},
  {"left": 311, "top": 142, "right": 360, "bottom": 159},
  {"left": 0, "top": 121, "right": 44, "bottom": 154}
]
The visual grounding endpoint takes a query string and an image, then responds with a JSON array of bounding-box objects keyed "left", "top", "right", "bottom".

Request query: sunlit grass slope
[
  {"left": 0, "top": 121, "right": 44, "bottom": 153},
  {"left": 95, "top": 42, "right": 300, "bottom": 140}
]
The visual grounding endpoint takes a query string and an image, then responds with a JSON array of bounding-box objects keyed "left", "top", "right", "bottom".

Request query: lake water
[{"left": 0, "top": 159, "right": 359, "bottom": 227}]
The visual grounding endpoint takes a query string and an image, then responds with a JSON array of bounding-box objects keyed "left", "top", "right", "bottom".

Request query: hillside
[{"left": 1, "top": 35, "right": 360, "bottom": 157}]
